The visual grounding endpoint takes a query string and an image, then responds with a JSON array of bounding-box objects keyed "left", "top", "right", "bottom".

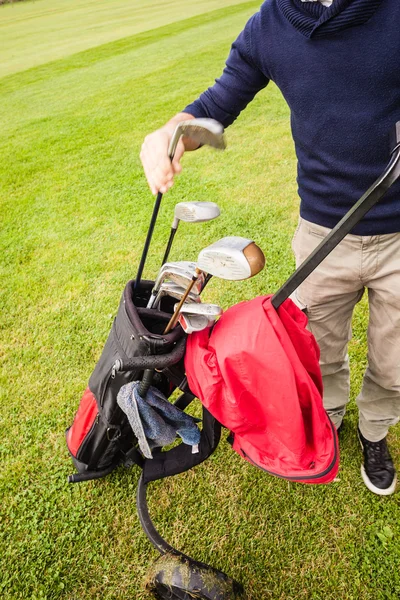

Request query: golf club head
[
  {"left": 167, "top": 270, "right": 205, "bottom": 295},
  {"left": 197, "top": 237, "right": 265, "bottom": 280},
  {"left": 146, "top": 272, "right": 200, "bottom": 308},
  {"left": 173, "top": 201, "right": 221, "bottom": 226},
  {"left": 152, "top": 261, "right": 198, "bottom": 294},
  {"left": 168, "top": 118, "right": 226, "bottom": 158},
  {"left": 174, "top": 302, "right": 223, "bottom": 318},
  {"left": 154, "top": 283, "right": 200, "bottom": 309},
  {"left": 178, "top": 313, "right": 212, "bottom": 334},
  {"left": 152, "top": 263, "right": 205, "bottom": 294}
]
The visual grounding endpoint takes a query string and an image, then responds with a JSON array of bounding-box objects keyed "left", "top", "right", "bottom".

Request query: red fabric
[
  {"left": 66, "top": 387, "right": 98, "bottom": 457},
  {"left": 185, "top": 295, "right": 339, "bottom": 484}
]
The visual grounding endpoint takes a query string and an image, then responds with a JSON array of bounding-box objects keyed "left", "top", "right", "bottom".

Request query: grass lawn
[{"left": 1, "top": 0, "right": 400, "bottom": 598}]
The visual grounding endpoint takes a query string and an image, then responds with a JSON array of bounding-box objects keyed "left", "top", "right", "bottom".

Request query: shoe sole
[
  {"left": 360, "top": 465, "right": 397, "bottom": 496},
  {"left": 358, "top": 432, "right": 397, "bottom": 496}
]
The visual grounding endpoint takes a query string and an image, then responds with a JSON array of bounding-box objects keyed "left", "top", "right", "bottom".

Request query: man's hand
[{"left": 140, "top": 112, "right": 196, "bottom": 195}]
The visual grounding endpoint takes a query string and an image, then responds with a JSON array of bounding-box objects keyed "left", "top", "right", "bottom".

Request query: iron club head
[{"left": 168, "top": 118, "right": 226, "bottom": 158}]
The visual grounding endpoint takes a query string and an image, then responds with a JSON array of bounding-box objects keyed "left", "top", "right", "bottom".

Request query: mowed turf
[{"left": 1, "top": 1, "right": 400, "bottom": 599}]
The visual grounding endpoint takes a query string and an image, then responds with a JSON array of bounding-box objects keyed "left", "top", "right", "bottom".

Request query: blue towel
[{"left": 117, "top": 382, "right": 201, "bottom": 459}]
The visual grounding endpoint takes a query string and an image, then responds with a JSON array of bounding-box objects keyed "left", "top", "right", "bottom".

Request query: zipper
[
  {"left": 240, "top": 419, "right": 338, "bottom": 482},
  {"left": 76, "top": 413, "right": 100, "bottom": 461},
  {"left": 77, "top": 361, "right": 122, "bottom": 465},
  {"left": 111, "top": 359, "right": 122, "bottom": 379}
]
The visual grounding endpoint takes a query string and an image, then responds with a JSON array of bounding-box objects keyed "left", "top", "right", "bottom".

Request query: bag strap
[{"left": 272, "top": 134, "right": 400, "bottom": 309}]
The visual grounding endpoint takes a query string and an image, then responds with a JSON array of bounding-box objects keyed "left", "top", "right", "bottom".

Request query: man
[{"left": 140, "top": 0, "right": 400, "bottom": 495}]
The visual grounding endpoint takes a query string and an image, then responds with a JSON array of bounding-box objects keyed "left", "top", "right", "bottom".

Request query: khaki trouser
[{"left": 291, "top": 217, "right": 400, "bottom": 442}]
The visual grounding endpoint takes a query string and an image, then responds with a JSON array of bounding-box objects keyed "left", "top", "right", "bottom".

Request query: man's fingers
[
  {"left": 140, "top": 129, "right": 186, "bottom": 195},
  {"left": 171, "top": 140, "right": 185, "bottom": 174},
  {"left": 140, "top": 152, "right": 158, "bottom": 194}
]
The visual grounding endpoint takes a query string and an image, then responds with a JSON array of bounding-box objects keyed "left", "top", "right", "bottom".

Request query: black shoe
[{"left": 358, "top": 428, "right": 397, "bottom": 496}]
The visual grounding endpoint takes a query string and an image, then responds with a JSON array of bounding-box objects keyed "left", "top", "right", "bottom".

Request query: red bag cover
[{"left": 184, "top": 295, "right": 339, "bottom": 484}]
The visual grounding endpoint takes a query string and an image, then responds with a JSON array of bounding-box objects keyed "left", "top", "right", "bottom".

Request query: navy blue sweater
[{"left": 184, "top": 0, "right": 400, "bottom": 235}]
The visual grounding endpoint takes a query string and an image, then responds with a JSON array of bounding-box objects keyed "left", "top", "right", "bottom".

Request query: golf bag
[{"left": 66, "top": 280, "right": 221, "bottom": 483}]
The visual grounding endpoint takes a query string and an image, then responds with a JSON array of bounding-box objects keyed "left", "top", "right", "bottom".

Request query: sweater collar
[{"left": 277, "top": 0, "right": 383, "bottom": 38}]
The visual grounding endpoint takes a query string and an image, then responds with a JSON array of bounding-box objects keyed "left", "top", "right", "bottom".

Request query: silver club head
[
  {"left": 174, "top": 303, "right": 223, "bottom": 318},
  {"left": 166, "top": 270, "right": 205, "bottom": 295},
  {"left": 178, "top": 313, "right": 213, "bottom": 334},
  {"left": 153, "top": 261, "right": 198, "bottom": 293},
  {"left": 153, "top": 283, "right": 200, "bottom": 309},
  {"left": 168, "top": 118, "right": 226, "bottom": 159},
  {"left": 197, "top": 236, "right": 265, "bottom": 281},
  {"left": 172, "top": 202, "right": 220, "bottom": 228}
]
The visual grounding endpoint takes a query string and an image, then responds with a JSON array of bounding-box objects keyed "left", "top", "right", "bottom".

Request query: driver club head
[
  {"left": 164, "top": 237, "right": 265, "bottom": 333},
  {"left": 173, "top": 201, "right": 221, "bottom": 226},
  {"left": 197, "top": 236, "right": 265, "bottom": 280}
]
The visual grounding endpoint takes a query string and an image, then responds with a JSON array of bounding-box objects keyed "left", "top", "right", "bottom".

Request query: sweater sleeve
[{"left": 183, "top": 13, "right": 269, "bottom": 128}]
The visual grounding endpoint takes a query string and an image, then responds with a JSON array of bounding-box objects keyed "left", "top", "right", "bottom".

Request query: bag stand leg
[{"left": 136, "top": 474, "right": 245, "bottom": 600}]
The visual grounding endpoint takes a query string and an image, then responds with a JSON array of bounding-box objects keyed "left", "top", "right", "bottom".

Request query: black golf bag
[{"left": 66, "top": 279, "right": 222, "bottom": 484}]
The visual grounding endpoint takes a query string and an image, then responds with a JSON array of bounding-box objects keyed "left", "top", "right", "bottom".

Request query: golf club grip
[
  {"left": 271, "top": 146, "right": 400, "bottom": 310},
  {"left": 119, "top": 336, "right": 186, "bottom": 370}
]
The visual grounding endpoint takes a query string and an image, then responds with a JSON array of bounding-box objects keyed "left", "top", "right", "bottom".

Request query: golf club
[
  {"left": 164, "top": 237, "right": 265, "bottom": 333},
  {"left": 162, "top": 201, "right": 221, "bottom": 266},
  {"left": 134, "top": 119, "right": 226, "bottom": 293},
  {"left": 175, "top": 303, "right": 223, "bottom": 318}
]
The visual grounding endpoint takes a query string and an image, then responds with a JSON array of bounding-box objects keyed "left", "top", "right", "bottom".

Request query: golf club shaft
[
  {"left": 161, "top": 225, "right": 178, "bottom": 266},
  {"left": 202, "top": 273, "right": 213, "bottom": 291},
  {"left": 134, "top": 130, "right": 184, "bottom": 293},
  {"left": 271, "top": 145, "right": 400, "bottom": 310},
  {"left": 134, "top": 191, "right": 163, "bottom": 292}
]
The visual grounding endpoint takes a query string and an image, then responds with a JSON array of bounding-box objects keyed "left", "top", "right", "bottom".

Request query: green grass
[{"left": 1, "top": 1, "right": 400, "bottom": 599}]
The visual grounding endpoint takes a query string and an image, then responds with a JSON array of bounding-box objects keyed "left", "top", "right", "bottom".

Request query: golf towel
[
  {"left": 184, "top": 295, "right": 339, "bottom": 484},
  {"left": 117, "top": 383, "right": 201, "bottom": 459}
]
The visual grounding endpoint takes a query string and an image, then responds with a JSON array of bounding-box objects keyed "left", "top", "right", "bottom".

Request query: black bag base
[{"left": 67, "top": 442, "right": 145, "bottom": 483}]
